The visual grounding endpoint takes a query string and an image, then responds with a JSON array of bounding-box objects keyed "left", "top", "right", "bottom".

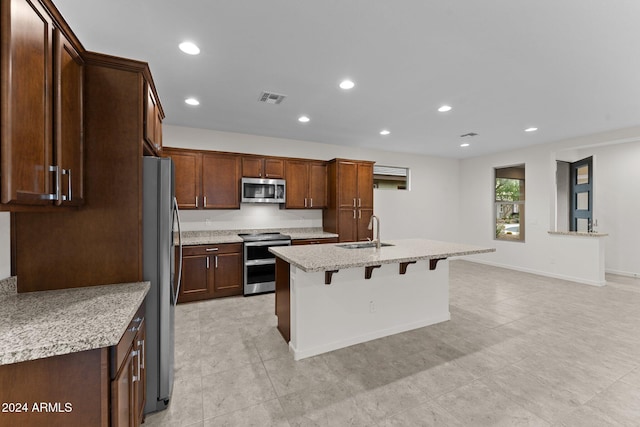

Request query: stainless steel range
[{"left": 239, "top": 232, "right": 291, "bottom": 295}]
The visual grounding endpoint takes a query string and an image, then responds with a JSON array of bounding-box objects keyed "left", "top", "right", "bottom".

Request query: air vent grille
[{"left": 258, "top": 91, "right": 286, "bottom": 104}]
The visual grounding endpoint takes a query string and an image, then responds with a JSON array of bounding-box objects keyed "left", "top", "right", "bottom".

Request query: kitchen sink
[{"left": 337, "top": 242, "right": 394, "bottom": 249}]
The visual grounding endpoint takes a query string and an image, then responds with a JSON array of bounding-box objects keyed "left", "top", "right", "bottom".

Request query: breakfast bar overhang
[{"left": 270, "top": 239, "right": 495, "bottom": 360}]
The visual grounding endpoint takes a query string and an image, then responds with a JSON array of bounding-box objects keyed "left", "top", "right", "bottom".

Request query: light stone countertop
[
  {"left": 0, "top": 281, "right": 150, "bottom": 366},
  {"left": 269, "top": 238, "right": 496, "bottom": 272},
  {"left": 176, "top": 228, "right": 338, "bottom": 246},
  {"left": 548, "top": 231, "right": 608, "bottom": 237}
]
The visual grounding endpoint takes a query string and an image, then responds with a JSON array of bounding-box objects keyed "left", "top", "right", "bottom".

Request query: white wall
[
  {"left": 459, "top": 126, "right": 640, "bottom": 279},
  {"left": 164, "top": 125, "right": 461, "bottom": 242}
]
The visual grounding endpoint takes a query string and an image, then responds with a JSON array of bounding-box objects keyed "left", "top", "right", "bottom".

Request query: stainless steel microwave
[{"left": 241, "top": 177, "right": 286, "bottom": 203}]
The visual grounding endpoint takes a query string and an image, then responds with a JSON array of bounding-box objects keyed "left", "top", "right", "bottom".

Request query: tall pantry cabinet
[{"left": 322, "top": 159, "right": 375, "bottom": 242}]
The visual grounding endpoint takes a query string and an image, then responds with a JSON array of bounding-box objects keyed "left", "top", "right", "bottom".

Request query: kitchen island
[{"left": 270, "top": 239, "right": 495, "bottom": 360}]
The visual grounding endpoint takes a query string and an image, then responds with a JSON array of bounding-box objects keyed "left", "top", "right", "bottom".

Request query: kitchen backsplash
[{"left": 178, "top": 203, "right": 323, "bottom": 231}]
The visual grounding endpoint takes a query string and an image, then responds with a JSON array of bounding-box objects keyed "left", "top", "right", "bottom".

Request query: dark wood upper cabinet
[
  {"left": 144, "top": 82, "right": 163, "bottom": 156},
  {"left": 164, "top": 148, "right": 200, "bottom": 209},
  {"left": 1, "top": 0, "right": 84, "bottom": 209},
  {"left": 54, "top": 29, "right": 84, "bottom": 206},
  {"left": 285, "top": 160, "right": 327, "bottom": 209},
  {"left": 242, "top": 156, "right": 284, "bottom": 179},
  {"left": 1, "top": 0, "right": 54, "bottom": 205},
  {"left": 202, "top": 152, "right": 241, "bottom": 209}
]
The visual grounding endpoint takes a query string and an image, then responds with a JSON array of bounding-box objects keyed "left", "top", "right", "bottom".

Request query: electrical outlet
[{"left": 369, "top": 301, "right": 375, "bottom": 313}]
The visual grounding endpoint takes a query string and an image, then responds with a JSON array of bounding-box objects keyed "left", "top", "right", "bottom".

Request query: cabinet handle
[
  {"left": 353, "top": 198, "right": 356, "bottom": 207},
  {"left": 310, "top": 198, "right": 313, "bottom": 208},
  {"left": 195, "top": 197, "right": 198, "bottom": 208},
  {"left": 358, "top": 198, "right": 361, "bottom": 207},
  {"left": 138, "top": 339, "right": 145, "bottom": 370},
  {"left": 132, "top": 349, "right": 140, "bottom": 382},
  {"left": 62, "top": 169, "right": 72, "bottom": 201},
  {"left": 206, "top": 257, "right": 210, "bottom": 269},
  {"left": 128, "top": 325, "right": 139, "bottom": 332},
  {"left": 43, "top": 165, "right": 61, "bottom": 201},
  {"left": 215, "top": 255, "right": 218, "bottom": 269},
  {"left": 304, "top": 198, "right": 307, "bottom": 208},
  {"left": 353, "top": 210, "right": 356, "bottom": 219},
  {"left": 205, "top": 248, "right": 219, "bottom": 252},
  {"left": 359, "top": 210, "right": 361, "bottom": 219},
  {"left": 204, "top": 196, "right": 207, "bottom": 207}
]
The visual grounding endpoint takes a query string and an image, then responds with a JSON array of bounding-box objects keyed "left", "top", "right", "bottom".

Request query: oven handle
[{"left": 243, "top": 240, "right": 291, "bottom": 247}]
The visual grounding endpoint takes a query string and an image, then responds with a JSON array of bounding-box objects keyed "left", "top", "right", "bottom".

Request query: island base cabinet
[{"left": 0, "top": 349, "right": 109, "bottom": 427}]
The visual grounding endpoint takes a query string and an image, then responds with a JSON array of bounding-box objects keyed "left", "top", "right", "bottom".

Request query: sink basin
[{"left": 337, "top": 242, "right": 394, "bottom": 249}]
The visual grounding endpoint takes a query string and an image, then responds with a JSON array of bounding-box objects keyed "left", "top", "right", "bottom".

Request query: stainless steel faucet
[{"left": 368, "top": 214, "right": 381, "bottom": 249}]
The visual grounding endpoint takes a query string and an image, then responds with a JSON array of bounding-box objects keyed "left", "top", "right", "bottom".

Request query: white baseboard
[
  {"left": 605, "top": 269, "right": 640, "bottom": 279},
  {"left": 463, "top": 259, "right": 606, "bottom": 287}
]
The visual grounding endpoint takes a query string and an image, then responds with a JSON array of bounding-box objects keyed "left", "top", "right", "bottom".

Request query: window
[
  {"left": 373, "top": 165, "right": 409, "bottom": 190},
  {"left": 495, "top": 165, "right": 525, "bottom": 241}
]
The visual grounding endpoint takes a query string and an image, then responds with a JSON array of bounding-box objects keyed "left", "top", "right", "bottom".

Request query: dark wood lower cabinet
[
  {"left": 177, "top": 243, "right": 243, "bottom": 303},
  {"left": 0, "top": 303, "right": 145, "bottom": 427}
]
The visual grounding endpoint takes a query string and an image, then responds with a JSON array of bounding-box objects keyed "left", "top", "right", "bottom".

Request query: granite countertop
[
  {"left": 548, "top": 231, "right": 608, "bottom": 237},
  {"left": 177, "top": 228, "right": 338, "bottom": 246},
  {"left": 0, "top": 281, "right": 150, "bottom": 366},
  {"left": 270, "top": 238, "right": 496, "bottom": 272}
]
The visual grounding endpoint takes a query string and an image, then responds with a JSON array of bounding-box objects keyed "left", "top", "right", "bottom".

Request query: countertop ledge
[
  {"left": 548, "top": 231, "right": 608, "bottom": 237},
  {"left": 270, "top": 238, "right": 495, "bottom": 272},
  {"left": 0, "top": 281, "right": 150, "bottom": 366},
  {"left": 176, "top": 228, "right": 338, "bottom": 246}
]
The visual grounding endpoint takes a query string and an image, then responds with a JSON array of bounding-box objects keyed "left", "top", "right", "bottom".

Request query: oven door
[{"left": 243, "top": 240, "right": 290, "bottom": 295}]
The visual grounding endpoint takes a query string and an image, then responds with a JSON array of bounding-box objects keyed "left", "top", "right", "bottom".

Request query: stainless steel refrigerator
[{"left": 142, "top": 157, "right": 182, "bottom": 414}]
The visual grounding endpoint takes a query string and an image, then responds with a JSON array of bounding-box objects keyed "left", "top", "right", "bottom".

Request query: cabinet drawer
[
  {"left": 110, "top": 302, "right": 144, "bottom": 379},
  {"left": 183, "top": 243, "right": 242, "bottom": 256}
]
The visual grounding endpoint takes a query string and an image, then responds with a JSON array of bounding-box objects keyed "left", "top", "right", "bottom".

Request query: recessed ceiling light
[
  {"left": 298, "top": 115, "right": 310, "bottom": 123},
  {"left": 438, "top": 105, "right": 452, "bottom": 112},
  {"left": 179, "top": 41, "right": 200, "bottom": 55},
  {"left": 379, "top": 129, "right": 390, "bottom": 136},
  {"left": 460, "top": 143, "right": 470, "bottom": 147},
  {"left": 185, "top": 97, "right": 200, "bottom": 106},
  {"left": 525, "top": 127, "right": 538, "bottom": 132},
  {"left": 339, "top": 79, "right": 355, "bottom": 90}
]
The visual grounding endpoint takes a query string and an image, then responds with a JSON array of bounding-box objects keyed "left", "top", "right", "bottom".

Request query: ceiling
[{"left": 52, "top": 0, "right": 640, "bottom": 159}]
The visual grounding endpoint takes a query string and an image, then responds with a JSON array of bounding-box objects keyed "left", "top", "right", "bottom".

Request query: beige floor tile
[
  {"left": 203, "top": 399, "right": 289, "bottom": 427},
  {"left": 144, "top": 376, "right": 204, "bottom": 427},
  {"left": 262, "top": 355, "right": 340, "bottom": 397},
  {"left": 278, "top": 382, "right": 376, "bottom": 426},
  {"left": 377, "top": 400, "right": 464, "bottom": 426},
  {"left": 201, "top": 362, "right": 277, "bottom": 419},
  {"left": 583, "top": 380, "right": 640, "bottom": 426},
  {"left": 352, "top": 375, "right": 430, "bottom": 421},
  {"left": 554, "top": 404, "right": 623, "bottom": 427},
  {"left": 435, "top": 380, "right": 550, "bottom": 426}
]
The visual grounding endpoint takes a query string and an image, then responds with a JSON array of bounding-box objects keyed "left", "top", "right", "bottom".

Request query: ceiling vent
[{"left": 258, "top": 91, "right": 286, "bottom": 105}]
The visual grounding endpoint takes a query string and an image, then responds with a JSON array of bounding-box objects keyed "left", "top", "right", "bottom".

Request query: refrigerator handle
[{"left": 173, "top": 197, "right": 183, "bottom": 306}]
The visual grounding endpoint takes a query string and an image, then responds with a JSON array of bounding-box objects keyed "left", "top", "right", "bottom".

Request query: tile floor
[{"left": 144, "top": 260, "right": 640, "bottom": 426}]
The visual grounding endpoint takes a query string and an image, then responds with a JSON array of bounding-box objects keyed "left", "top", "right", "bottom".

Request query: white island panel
[{"left": 290, "top": 260, "right": 450, "bottom": 360}]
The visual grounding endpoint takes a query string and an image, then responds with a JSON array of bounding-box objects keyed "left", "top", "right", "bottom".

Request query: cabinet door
[
  {"left": 264, "top": 158, "right": 284, "bottom": 178},
  {"left": 134, "top": 323, "right": 146, "bottom": 426},
  {"left": 166, "top": 150, "right": 200, "bottom": 209},
  {"left": 338, "top": 161, "right": 358, "bottom": 209},
  {"left": 178, "top": 254, "right": 210, "bottom": 303},
  {"left": 308, "top": 162, "right": 327, "bottom": 208},
  {"left": 111, "top": 348, "right": 134, "bottom": 427},
  {"left": 357, "top": 208, "right": 374, "bottom": 241},
  {"left": 1, "top": 0, "right": 54, "bottom": 205},
  {"left": 285, "top": 160, "right": 309, "bottom": 208},
  {"left": 212, "top": 252, "right": 243, "bottom": 297},
  {"left": 338, "top": 208, "right": 358, "bottom": 242},
  {"left": 54, "top": 29, "right": 84, "bottom": 206},
  {"left": 242, "top": 157, "right": 262, "bottom": 178},
  {"left": 357, "top": 163, "right": 374, "bottom": 209},
  {"left": 144, "top": 83, "right": 161, "bottom": 154},
  {"left": 202, "top": 153, "right": 240, "bottom": 209}
]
